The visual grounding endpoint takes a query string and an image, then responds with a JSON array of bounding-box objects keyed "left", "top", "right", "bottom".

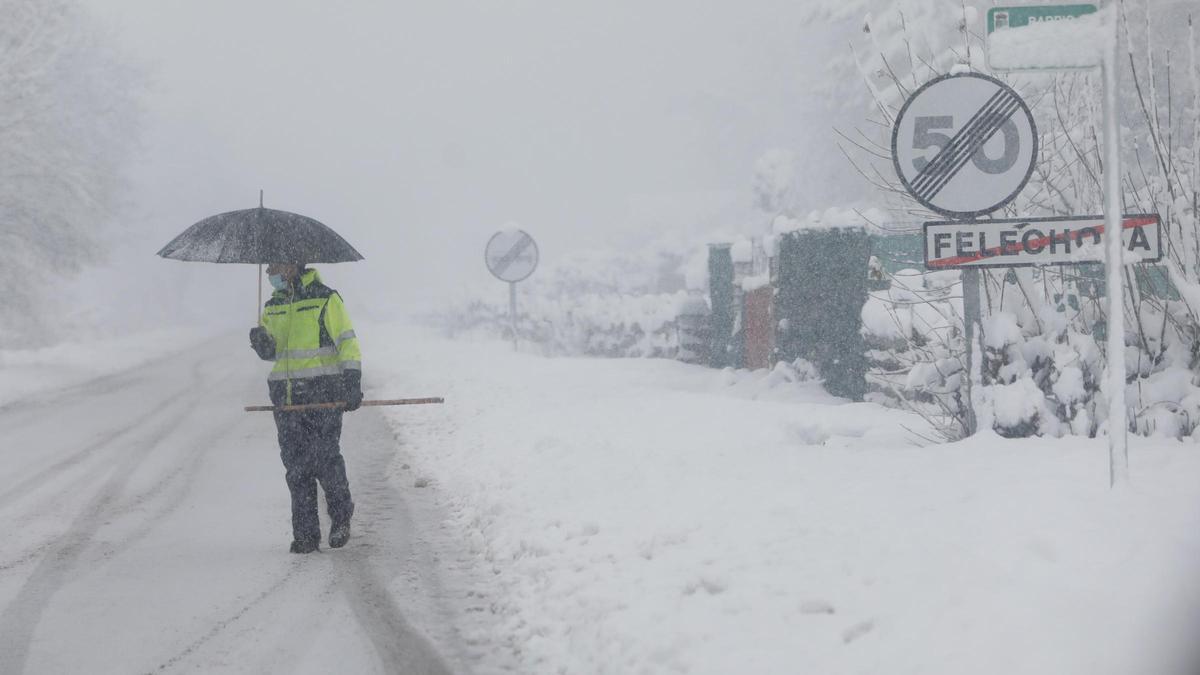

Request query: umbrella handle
[{"left": 257, "top": 263, "right": 263, "bottom": 326}]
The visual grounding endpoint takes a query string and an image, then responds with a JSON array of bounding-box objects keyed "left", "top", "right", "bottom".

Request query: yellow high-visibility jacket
[{"left": 260, "top": 268, "right": 361, "bottom": 405}]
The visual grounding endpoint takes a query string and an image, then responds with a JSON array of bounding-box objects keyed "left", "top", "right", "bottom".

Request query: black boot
[
  {"left": 329, "top": 520, "right": 351, "bottom": 548},
  {"left": 289, "top": 538, "right": 319, "bottom": 554}
]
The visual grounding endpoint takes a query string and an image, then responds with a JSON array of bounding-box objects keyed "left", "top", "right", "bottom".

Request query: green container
[
  {"left": 707, "top": 244, "right": 737, "bottom": 368},
  {"left": 775, "top": 228, "right": 870, "bottom": 401}
]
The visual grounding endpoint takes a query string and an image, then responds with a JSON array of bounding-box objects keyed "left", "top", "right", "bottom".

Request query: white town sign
[{"left": 924, "top": 214, "right": 1162, "bottom": 270}]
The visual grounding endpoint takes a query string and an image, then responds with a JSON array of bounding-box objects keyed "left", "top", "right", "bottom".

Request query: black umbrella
[{"left": 157, "top": 193, "right": 364, "bottom": 321}]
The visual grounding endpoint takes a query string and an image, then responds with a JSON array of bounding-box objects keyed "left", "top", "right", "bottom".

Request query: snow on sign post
[
  {"left": 891, "top": 73, "right": 1038, "bottom": 219},
  {"left": 485, "top": 228, "right": 539, "bottom": 349},
  {"left": 982, "top": 4, "right": 1129, "bottom": 485}
]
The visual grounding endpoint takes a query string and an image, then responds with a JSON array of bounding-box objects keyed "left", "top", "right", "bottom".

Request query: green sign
[
  {"left": 987, "top": 4, "right": 1097, "bottom": 33},
  {"left": 986, "top": 4, "right": 1101, "bottom": 71}
]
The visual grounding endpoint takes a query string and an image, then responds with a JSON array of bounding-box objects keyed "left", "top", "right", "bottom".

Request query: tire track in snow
[
  {"left": 0, "top": 413, "right": 195, "bottom": 673},
  {"left": 0, "top": 384, "right": 192, "bottom": 511},
  {"left": 2, "top": 340, "right": 465, "bottom": 674},
  {"left": 330, "top": 410, "right": 457, "bottom": 675},
  {"left": 0, "top": 338, "right": 227, "bottom": 510},
  {"left": 148, "top": 558, "right": 317, "bottom": 674},
  {"left": 0, "top": 388, "right": 202, "bottom": 574},
  {"left": 91, "top": 400, "right": 252, "bottom": 568},
  {"left": 89, "top": 361, "right": 260, "bottom": 565},
  {"left": 0, "top": 360, "right": 212, "bottom": 573},
  {"left": 0, "top": 344, "right": 203, "bottom": 418},
  {"left": 0, "top": 359, "right": 234, "bottom": 674},
  {"left": 335, "top": 545, "right": 454, "bottom": 675}
]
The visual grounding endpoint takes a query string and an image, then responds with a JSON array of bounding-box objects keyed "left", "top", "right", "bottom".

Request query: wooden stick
[{"left": 244, "top": 398, "right": 445, "bottom": 412}]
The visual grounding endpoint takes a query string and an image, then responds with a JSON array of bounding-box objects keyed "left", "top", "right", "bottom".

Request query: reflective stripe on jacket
[{"left": 261, "top": 268, "right": 361, "bottom": 405}]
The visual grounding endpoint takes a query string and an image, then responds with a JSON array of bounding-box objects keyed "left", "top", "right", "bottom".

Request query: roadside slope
[{"left": 372, "top": 323, "right": 1200, "bottom": 675}]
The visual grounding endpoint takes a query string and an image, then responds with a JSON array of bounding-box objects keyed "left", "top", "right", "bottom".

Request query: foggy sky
[{"left": 78, "top": 0, "right": 863, "bottom": 329}]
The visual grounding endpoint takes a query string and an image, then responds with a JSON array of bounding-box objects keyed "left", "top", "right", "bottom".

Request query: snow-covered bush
[
  {"left": 438, "top": 294, "right": 684, "bottom": 358},
  {"left": 436, "top": 241, "right": 693, "bottom": 358},
  {"left": 977, "top": 310, "right": 1102, "bottom": 438},
  {"left": 863, "top": 262, "right": 971, "bottom": 437}
]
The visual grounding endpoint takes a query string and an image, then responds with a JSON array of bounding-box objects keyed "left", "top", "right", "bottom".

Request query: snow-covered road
[
  {"left": 0, "top": 335, "right": 463, "bottom": 674},
  {"left": 4, "top": 327, "right": 1200, "bottom": 674}
]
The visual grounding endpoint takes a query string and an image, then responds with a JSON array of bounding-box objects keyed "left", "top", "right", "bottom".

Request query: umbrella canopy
[{"left": 157, "top": 207, "right": 364, "bottom": 264}]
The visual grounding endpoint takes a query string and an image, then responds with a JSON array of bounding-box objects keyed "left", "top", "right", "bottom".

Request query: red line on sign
[{"left": 928, "top": 216, "right": 1157, "bottom": 268}]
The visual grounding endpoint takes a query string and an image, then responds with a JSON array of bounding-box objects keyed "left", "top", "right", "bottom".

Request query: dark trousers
[{"left": 273, "top": 409, "right": 354, "bottom": 543}]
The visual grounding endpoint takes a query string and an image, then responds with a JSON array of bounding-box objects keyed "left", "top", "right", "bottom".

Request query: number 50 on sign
[{"left": 892, "top": 73, "right": 1038, "bottom": 218}]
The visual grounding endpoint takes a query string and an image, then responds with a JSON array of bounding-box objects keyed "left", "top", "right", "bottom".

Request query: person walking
[{"left": 249, "top": 262, "right": 363, "bottom": 554}]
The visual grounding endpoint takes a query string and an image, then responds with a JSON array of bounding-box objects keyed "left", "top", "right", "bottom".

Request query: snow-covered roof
[{"left": 771, "top": 207, "right": 890, "bottom": 234}]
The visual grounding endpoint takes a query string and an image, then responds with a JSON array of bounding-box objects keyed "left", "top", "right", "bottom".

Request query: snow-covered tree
[
  {"left": 752, "top": 149, "right": 798, "bottom": 217},
  {"left": 0, "top": 0, "right": 141, "bottom": 346}
]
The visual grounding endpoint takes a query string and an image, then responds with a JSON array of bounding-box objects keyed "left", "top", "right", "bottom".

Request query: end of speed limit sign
[
  {"left": 485, "top": 229, "right": 539, "bottom": 283},
  {"left": 892, "top": 72, "right": 1037, "bottom": 218}
]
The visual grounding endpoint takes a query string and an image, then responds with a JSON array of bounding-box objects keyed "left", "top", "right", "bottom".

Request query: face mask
[{"left": 268, "top": 274, "right": 289, "bottom": 291}]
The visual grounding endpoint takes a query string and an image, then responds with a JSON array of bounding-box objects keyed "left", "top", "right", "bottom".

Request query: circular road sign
[
  {"left": 485, "top": 229, "right": 539, "bottom": 283},
  {"left": 892, "top": 72, "right": 1037, "bottom": 218}
]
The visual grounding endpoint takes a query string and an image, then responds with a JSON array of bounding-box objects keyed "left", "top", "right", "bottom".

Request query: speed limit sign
[
  {"left": 485, "top": 229, "right": 539, "bottom": 283},
  {"left": 892, "top": 72, "right": 1037, "bottom": 218}
]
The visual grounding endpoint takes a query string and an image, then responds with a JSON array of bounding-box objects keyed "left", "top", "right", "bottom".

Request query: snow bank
[
  {"left": 0, "top": 328, "right": 204, "bottom": 408},
  {"left": 991, "top": 375, "right": 1045, "bottom": 428},
  {"left": 436, "top": 231, "right": 704, "bottom": 358},
  {"left": 370, "top": 324, "right": 1200, "bottom": 675}
]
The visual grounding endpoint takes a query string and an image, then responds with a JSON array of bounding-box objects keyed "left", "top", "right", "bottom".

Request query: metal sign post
[
  {"left": 892, "top": 72, "right": 1040, "bottom": 436},
  {"left": 509, "top": 281, "right": 518, "bottom": 350},
  {"left": 485, "top": 229, "right": 539, "bottom": 350},
  {"left": 1101, "top": 9, "right": 1128, "bottom": 486},
  {"left": 961, "top": 269, "right": 981, "bottom": 435},
  {"left": 981, "top": 3, "right": 1127, "bottom": 484}
]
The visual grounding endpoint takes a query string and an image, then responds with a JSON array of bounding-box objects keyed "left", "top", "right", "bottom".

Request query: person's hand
[
  {"left": 249, "top": 327, "right": 275, "bottom": 360},
  {"left": 341, "top": 370, "right": 363, "bottom": 411}
]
